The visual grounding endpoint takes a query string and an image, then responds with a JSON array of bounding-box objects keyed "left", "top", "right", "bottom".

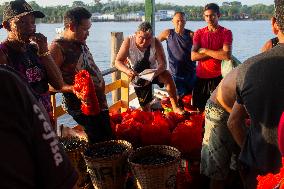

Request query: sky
[{"left": 0, "top": 0, "right": 275, "bottom": 7}]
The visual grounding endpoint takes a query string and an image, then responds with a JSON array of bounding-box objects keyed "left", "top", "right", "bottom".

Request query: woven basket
[
  {"left": 60, "top": 137, "right": 93, "bottom": 189},
  {"left": 128, "top": 145, "right": 181, "bottom": 189},
  {"left": 83, "top": 140, "right": 133, "bottom": 189}
]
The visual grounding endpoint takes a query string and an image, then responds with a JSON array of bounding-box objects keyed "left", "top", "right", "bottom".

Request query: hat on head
[
  {"left": 275, "top": 0, "right": 284, "bottom": 31},
  {"left": 0, "top": 0, "right": 45, "bottom": 29}
]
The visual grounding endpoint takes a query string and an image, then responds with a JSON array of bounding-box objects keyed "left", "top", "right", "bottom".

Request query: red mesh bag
[
  {"left": 171, "top": 114, "right": 204, "bottom": 155},
  {"left": 165, "top": 112, "right": 187, "bottom": 131},
  {"left": 257, "top": 158, "right": 284, "bottom": 189},
  {"left": 141, "top": 112, "right": 171, "bottom": 145},
  {"left": 73, "top": 70, "right": 100, "bottom": 115},
  {"left": 115, "top": 118, "right": 142, "bottom": 146}
]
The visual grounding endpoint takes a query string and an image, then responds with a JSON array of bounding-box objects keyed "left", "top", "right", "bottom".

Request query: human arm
[
  {"left": 114, "top": 37, "right": 137, "bottom": 80},
  {"left": 198, "top": 43, "right": 232, "bottom": 61},
  {"left": 191, "top": 44, "right": 211, "bottom": 61},
  {"left": 154, "top": 38, "right": 167, "bottom": 76},
  {"left": 157, "top": 29, "right": 170, "bottom": 42},
  {"left": 191, "top": 30, "right": 210, "bottom": 61},
  {"left": 227, "top": 102, "right": 248, "bottom": 148},
  {"left": 48, "top": 42, "right": 74, "bottom": 93},
  {"left": 261, "top": 39, "right": 273, "bottom": 52},
  {"left": 30, "top": 33, "right": 65, "bottom": 90}
]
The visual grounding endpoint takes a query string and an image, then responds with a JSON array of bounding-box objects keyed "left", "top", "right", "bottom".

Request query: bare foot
[{"left": 173, "top": 107, "right": 185, "bottom": 115}]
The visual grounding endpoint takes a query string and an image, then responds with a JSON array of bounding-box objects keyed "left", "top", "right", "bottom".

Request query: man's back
[
  {"left": 0, "top": 66, "right": 78, "bottom": 188},
  {"left": 237, "top": 44, "right": 284, "bottom": 173}
]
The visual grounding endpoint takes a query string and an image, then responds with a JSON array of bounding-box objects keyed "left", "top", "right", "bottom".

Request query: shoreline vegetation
[{"left": 0, "top": 1, "right": 274, "bottom": 23}]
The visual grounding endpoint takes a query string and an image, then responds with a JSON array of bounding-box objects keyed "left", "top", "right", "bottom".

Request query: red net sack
[
  {"left": 257, "top": 158, "right": 284, "bottom": 189},
  {"left": 171, "top": 114, "right": 204, "bottom": 155},
  {"left": 115, "top": 118, "right": 142, "bottom": 146},
  {"left": 73, "top": 70, "right": 100, "bottom": 115},
  {"left": 141, "top": 112, "right": 171, "bottom": 145}
]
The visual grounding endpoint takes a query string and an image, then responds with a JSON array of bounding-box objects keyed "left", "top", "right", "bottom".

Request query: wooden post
[
  {"left": 145, "top": 0, "right": 155, "bottom": 34},
  {"left": 120, "top": 72, "right": 129, "bottom": 113},
  {"left": 50, "top": 94, "right": 58, "bottom": 134},
  {"left": 110, "top": 32, "right": 124, "bottom": 104}
]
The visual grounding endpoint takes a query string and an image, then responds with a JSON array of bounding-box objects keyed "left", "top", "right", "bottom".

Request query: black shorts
[
  {"left": 192, "top": 76, "right": 222, "bottom": 111},
  {"left": 134, "top": 77, "right": 164, "bottom": 107}
]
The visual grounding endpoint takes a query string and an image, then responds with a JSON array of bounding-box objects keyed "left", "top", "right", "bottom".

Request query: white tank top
[{"left": 127, "top": 34, "right": 157, "bottom": 69}]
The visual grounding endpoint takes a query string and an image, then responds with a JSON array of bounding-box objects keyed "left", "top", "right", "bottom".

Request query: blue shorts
[{"left": 173, "top": 73, "right": 196, "bottom": 97}]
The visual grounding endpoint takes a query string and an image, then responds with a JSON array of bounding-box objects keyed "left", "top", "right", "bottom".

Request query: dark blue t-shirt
[{"left": 166, "top": 29, "right": 196, "bottom": 78}]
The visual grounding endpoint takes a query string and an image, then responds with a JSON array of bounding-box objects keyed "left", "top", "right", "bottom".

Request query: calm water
[{"left": 0, "top": 20, "right": 275, "bottom": 126}]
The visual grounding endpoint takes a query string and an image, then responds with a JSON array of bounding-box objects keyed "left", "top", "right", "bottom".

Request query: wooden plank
[
  {"left": 129, "top": 92, "right": 137, "bottom": 101},
  {"left": 120, "top": 72, "right": 129, "bottom": 112},
  {"left": 55, "top": 106, "right": 67, "bottom": 118},
  {"left": 109, "top": 100, "right": 122, "bottom": 113},
  {"left": 110, "top": 32, "right": 124, "bottom": 103},
  {"left": 105, "top": 80, "right": 122, "bottom": 94}
]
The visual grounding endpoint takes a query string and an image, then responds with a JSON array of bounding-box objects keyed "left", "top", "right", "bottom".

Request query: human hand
[
  {"left": 126, "top": 69, "right": 137, "bottom": 81},
  {"left": 198, "top": 48, "right": 207, "bottom": 54},
  {"left": 29, "top": 33, "right": 48, "bottom": 54}
]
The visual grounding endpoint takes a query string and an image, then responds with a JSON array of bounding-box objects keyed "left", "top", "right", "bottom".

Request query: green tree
[{"left": 72, "top": 1, "right": 85, "bottom": 7}]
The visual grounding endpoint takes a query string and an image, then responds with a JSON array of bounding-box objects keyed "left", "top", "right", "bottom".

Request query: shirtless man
[{"left": 200, "top": 68, "right": 243, "bottom": 189}]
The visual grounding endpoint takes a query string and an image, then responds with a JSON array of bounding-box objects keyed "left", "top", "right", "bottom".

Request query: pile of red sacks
[
  {"left": 73, "top": 70, "right": 100, "bottom": 115},
  {"left": 109, "top": 108, "right": 204, "bottom": 154},
  {"left": 160, "top": 95, "right": 197, "bottom": 112},
  {"left": 257, "top": 157, "right": 284, "bottom": 189}
]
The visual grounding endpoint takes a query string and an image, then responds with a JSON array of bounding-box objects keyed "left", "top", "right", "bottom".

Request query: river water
[{"left": 0, "top": 20, "right": 275, "bottom": 126}]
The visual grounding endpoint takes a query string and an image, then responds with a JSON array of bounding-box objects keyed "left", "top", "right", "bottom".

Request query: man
[
  {"left": 115, "top": 22, "right": 184, "bottom": 114},
  {"left": 0, "top": 0, "right": 66, "bottom": 124},
  {"left": 201, "top": 68, "right": 243, "bottom": 189},
  {"left": 0, "top": 65, "right": 78, "bottom": 189},
  {"left": 191, "top": 3, "right": 232, "bottom": 111},
  {"left": 158, "top": 12, "right": 196, "bottom": 97},
  {"left": 228, "top": 0, "right": 284, "bottom": 188},
  {"left": 49, "top": 7, "right": 113, "bottom": 144}
]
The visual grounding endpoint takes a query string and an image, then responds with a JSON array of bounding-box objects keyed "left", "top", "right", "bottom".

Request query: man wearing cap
[
  {"left": 228, "top": 0, "right": 284, "bottom": 188},
  {"left": 115, "top": 22, "right": 184, "bottom": 114},
  {"left": 0, "top": 0, "right": 68, "bottom": 125}
]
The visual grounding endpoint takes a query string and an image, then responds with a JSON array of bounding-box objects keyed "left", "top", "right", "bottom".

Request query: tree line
[{"left": 0, "top": 1, "right": 275, "bottom": 23}]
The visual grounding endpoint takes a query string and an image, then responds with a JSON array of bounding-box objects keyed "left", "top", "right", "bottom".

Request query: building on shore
[
  {"left": 91, "top": 10, "right": 176, "bottom": 22},
  {"left": 156, "top": 10, "right": 175, "bottom": 21}
]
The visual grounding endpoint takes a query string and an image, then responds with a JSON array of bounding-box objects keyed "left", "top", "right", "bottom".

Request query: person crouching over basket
[{"left": 115, "top": 22, "right": 184, "bottom": 114}]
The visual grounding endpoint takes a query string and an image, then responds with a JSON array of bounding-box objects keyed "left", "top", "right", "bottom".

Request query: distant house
[
  {"left": 91, "top": 13, "right": 102, "bottom": 21},
  {"left": 222, "top": 2, "right": 231, "bottom": 6},
  {"left": 117, "top": 12, "right": 144, "bottom": 21},
  {"left": 91, "top": 13, "right": 116, "bottom": 21},
  {"left": 222, "top": 1, "right": 242, "bottom": 7},
  {"left": 157, "top": 10, "right": 175, "bottom": 21}
]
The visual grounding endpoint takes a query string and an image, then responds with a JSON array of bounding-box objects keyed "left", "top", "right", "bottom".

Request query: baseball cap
[
  {"left": 0, "top": 0, "right": 45, "bottom": 29},
  {"left": 275, "top": 0, "right": 284, "bottom": 31}
]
